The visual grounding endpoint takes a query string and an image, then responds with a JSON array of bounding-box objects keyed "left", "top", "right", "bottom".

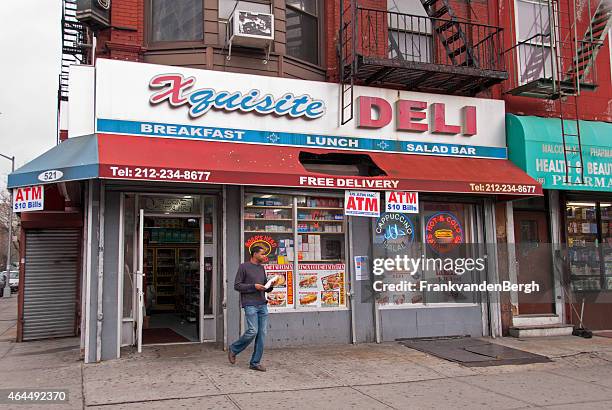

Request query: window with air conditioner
[
  {"left": 387, "top": 0, "right": 432, "bottom": 63},
  {"left": 515, "top": 0, "right": 555, "bottom": 84},
  {"left": 149, "top": 0, "right": 203, "bottom": 43}
]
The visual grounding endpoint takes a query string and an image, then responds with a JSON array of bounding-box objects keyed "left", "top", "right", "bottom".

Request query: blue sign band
[{"left": 97, "top": 119, "right": 508, "bottom": 160}]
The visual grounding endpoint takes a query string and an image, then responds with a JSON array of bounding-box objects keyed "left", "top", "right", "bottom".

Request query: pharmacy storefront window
[
  {"left": 566, "top": 200, "right": 612, "bottom": 291},
  {"left": 373, "top": 199, "right": 484, "bottom": 307},
  {"left": 243, "top": 192, "right": 347, "bottom": 310}
]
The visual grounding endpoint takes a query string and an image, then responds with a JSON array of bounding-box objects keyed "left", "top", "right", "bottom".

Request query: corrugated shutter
[{"left": 23, "top": 229, "right": 80, "bottom": 341}]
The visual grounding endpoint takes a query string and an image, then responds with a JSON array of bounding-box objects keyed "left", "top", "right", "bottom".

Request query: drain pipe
[
  {"left": 222, "top": 186, "right": 228, "bottom": 350},
  {"left": 96, "top": 182, "right": 105, "bottom": 362},
  {"left": 348, "top": 217, "right": 357, "bottom": 344}
]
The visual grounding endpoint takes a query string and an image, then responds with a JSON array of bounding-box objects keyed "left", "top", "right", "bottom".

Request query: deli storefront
[
  {"left": 9, "top": 60, "right": 541, "bottom": 362},
  {"left": 507, "top": 115, "right": 612, "bottom": 330}
]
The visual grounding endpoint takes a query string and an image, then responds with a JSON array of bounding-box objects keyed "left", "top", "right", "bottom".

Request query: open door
[{"left": 135, "top": 209, "right": 145, "bottom": 352}]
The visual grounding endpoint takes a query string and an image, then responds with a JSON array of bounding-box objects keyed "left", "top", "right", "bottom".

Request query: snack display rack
[
  {"left": 243, "top": 193, "right": 348, "bottom": 310},
  {"left": 566, "top": 202, "right": 612, "bottom": 291}
]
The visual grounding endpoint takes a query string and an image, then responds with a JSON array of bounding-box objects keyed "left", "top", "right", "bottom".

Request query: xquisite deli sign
[
  {"left": 94, "top": 59, "right": 507, "bottom": 159},
  {"left": 13, "top": 185, "right": 44, "bottom": 212},
  {"left": 149, "top": 74, "right": 326, "bottom": 119}
]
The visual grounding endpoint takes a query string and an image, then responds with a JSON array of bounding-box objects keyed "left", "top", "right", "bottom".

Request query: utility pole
[{"left": 0, "top": 153, "right": 15, "bottom": 298}]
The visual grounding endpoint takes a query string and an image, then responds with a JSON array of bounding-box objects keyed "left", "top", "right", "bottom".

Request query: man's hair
[{"left": 250, "top": 246, "right": 265, "bottom": 256}]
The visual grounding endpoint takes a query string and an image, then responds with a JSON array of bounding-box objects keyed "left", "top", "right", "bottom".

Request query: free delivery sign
[
  {"left": 345, "top": 191, "right": 380, "bottom": 218},
  {"left": 13, "top": 185, "right": 44, "bottom": 212}
]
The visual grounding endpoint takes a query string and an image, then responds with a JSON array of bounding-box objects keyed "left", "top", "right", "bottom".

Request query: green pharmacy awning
[{"left": 506, "top": 114, "right": 612, "bottom": 192}]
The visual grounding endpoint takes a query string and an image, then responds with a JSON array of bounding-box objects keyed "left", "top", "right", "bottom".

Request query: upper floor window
[
  {"left": 387, "top": 0, "right": 432, "bottom": 63},
  {"left": 150, "top": 0, "right": 203, "bottom": 42},
  {"left": 515, "top": 0, "right": 553, "bottom": 84},
  {"left": 286, "top": 0, "right": 319, "bottom": 65}
]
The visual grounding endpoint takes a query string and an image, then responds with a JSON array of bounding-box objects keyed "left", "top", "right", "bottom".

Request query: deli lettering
[{"left": 358, "top": 96, "right": 477, "bottom": 136}]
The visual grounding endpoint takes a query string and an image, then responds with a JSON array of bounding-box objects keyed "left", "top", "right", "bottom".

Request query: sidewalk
[{"left": 1, "top": 294, "right": 612, "bottom": 409}]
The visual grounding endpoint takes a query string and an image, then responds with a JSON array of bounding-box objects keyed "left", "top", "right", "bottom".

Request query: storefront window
[
  {"left": 374, "top": 199, "right": 483, "bottom": 307},
  {"left": 421, "top": 202, "right": 480, "bottom": 304},
  {"left": 567, "top": 201, "right": 611, "bottom": 291},
  {"left": 243, "top": 192, "right": 347, "bottom": 310}
]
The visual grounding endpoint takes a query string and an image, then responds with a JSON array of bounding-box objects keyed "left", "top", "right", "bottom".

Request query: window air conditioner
[
  {"left": 227, "top": 10, "right": 275, "bottom": 63},
  {"left": 76, "top": 0, "right": 111, "bottom": 29}
]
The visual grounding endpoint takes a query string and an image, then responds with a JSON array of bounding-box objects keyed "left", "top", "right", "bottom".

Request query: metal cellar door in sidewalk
[{"left": 22, "top": 229, "right": 81, "bottom": 341}]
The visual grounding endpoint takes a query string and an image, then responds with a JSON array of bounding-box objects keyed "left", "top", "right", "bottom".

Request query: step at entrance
[{"left": 509, "top": 324, "right": 574, "bottom": 338}]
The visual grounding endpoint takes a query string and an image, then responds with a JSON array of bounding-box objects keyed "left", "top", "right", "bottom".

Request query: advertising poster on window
[
  {"left": 298, "top": 264, "right": 346, "bottom": 308},
  {"left": 264, "top": 264, "right": 294, "bottom": 309}
]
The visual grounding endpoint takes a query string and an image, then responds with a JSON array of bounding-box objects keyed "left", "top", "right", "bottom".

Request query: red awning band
[{"left": 97, "top": 133, "right": 542, "bottom": 196}]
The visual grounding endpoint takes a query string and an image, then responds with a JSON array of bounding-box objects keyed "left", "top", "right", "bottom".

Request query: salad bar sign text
[{"left": 149, "top": 74, "right": 326, "bottom": 119}]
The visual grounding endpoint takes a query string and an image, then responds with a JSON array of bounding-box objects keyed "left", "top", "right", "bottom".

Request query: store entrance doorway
[
  {"left": 133, "top": 195, "right": 217, "bottom": 351},
  {"left": 514, "top": 211, "right": 555, "bottom": 315},
  {"left": 142, "top": 215, "right": 200, "bottom": 344}
]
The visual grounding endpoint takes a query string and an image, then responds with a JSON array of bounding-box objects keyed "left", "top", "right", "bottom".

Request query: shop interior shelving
[{"left": 566, "top": 204, "right": 606, "bottom": 291}]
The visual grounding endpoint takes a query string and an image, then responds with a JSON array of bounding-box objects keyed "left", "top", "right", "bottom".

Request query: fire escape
[
  {"left": 58, "top": 0, "right": 88, "bottom": 141},
  {"left": 339, "top": 0, "right": 508, "bottom": 124},
  {"left": 504, "top": 0, "right": 612, "bottom": 184}
]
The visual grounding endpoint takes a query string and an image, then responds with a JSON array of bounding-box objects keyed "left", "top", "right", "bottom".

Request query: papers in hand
[{"left": 264, "top": 275, "right": 279, "bottom": 289}]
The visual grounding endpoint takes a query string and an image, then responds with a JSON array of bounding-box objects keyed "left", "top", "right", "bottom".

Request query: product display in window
[
  {"left": 243, "top": 193, "right": 347, "bottom": 310},
  {"left": 244, "top": 194, "right": 294, "bottom": 264},
  {"left": 373, "top": 201, "right": 481, "bottom": 307},
  {"left": 566, "top": 202, "right": 604, "bottom": 291}
]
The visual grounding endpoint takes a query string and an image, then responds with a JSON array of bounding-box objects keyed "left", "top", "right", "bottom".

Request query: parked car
[
  {"left": 0, "top": 270, "right": 18, "bottom": 296},
  {"left": 0, "top": 272, "right": 5, "bottom": 297},
  {"left": 9, "top": 271, "right": 18, "bottom": 293}
]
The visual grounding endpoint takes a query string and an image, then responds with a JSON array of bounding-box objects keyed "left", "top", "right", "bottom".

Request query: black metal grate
[
  {"left": 59, "top": 0, "right": 88, "bottom": 102},
  {"left": 339, "top": 0, "right": 507, "bottom": 124}
]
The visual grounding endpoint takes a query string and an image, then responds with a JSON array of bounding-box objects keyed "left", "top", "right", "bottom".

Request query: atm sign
[
  {"left": 385, "top": 191, "right": 419, "bottom": 214},
  {"left": 13, "top": 185, "right": 44, "bottom": 212}
]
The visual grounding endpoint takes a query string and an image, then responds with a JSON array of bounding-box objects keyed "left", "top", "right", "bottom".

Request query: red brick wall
[
  {"left": 500, "top": 0, "right": 612, "bottom": 122},
  {"left": 95, "top": 0, "right": 144, "bottom": 62}
]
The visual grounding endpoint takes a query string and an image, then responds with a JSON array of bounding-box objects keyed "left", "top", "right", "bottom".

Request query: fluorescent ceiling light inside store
[{"left": 567, "top": 202, "right": 597, "bottom": 207}]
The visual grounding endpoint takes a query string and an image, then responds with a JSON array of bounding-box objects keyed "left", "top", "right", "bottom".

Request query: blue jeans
[{"left": 229, "top": 304, "right": 268, "bottom": 366}]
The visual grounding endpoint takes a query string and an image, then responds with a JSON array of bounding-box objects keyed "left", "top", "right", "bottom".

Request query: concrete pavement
[{"left": 1, "top": 296, "right": 612, "bottom": 409}]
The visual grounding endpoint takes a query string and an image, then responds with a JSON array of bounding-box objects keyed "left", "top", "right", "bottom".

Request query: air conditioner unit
[
  {"left": 227, "top": 10, "right": 274, "bottom": 62},
  {"left": 76, "top": 0, "right": 111, "bottom": 29}
]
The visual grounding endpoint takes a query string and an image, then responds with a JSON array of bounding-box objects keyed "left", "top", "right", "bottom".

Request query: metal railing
[
  {"left": 503, "top": 32, "right": 598, "bottom": 92},
  {"left": 353, "top": 7, "right": 505, "bottom": 72}
]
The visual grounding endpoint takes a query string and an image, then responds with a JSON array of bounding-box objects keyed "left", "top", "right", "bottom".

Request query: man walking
[{"left": 228, "top": 246, "right": 273, "bottom": 371}]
